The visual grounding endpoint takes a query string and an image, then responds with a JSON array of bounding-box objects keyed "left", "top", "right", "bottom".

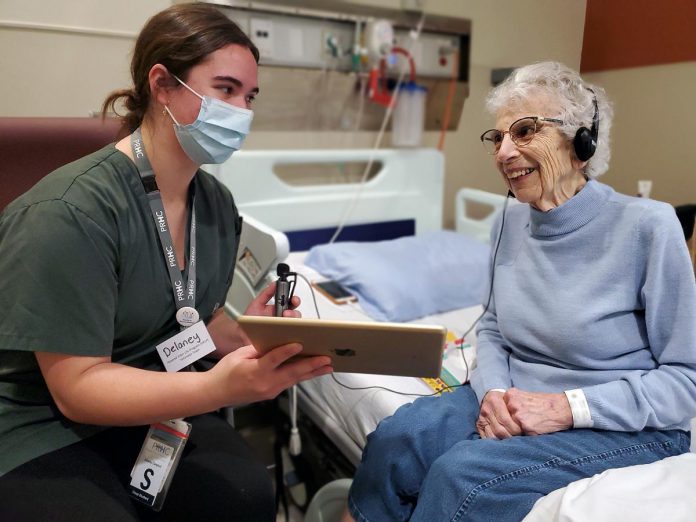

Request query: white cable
[
  {"left": 353, "top": 73, "right": 368, "bottom": 133},
  {"left": 288, "top": 384, "right": 301, "bottom": 456},
  {"left": 327, "top": 12, "right": 427, "bottom": 245},
  {"left": 295, "top": 272, "right": 321, "bottom": 319}
]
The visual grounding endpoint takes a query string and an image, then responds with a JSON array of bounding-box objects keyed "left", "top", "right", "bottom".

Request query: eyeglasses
[{"left": 480, "top": 116, "right": 564, "bottom": 155}]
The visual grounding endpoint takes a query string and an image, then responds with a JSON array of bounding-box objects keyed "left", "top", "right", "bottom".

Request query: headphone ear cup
[{"left": 573, "top": 127, "right": 595, "bottom": 162}]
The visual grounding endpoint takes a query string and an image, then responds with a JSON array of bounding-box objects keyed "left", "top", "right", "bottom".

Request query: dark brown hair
[{"left": 102, "top": 4, "right": 259, "bottom": 132}]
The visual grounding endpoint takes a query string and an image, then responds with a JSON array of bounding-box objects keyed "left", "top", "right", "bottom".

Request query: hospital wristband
[{"left": 564, "top": 389, "right": 594, "bottom": 428}]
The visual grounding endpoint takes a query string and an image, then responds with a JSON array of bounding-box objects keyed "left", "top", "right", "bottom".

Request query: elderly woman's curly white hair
[{"left": 485, "top": 61, "right": 614, "bottom": 178}]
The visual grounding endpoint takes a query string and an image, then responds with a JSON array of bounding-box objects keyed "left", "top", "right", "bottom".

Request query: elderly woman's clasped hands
[{"left": 477, "top": 389, "right": 574, "bottom": 439}]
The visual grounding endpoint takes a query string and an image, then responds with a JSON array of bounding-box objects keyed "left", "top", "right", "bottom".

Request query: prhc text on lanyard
[{"left": 131, "top": 129, "right": 199, "bottom": 328}]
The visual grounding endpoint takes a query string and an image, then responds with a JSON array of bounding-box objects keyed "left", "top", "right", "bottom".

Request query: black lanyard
[{"left": 131, "top": 129, "right": 198, "bottom": 327}]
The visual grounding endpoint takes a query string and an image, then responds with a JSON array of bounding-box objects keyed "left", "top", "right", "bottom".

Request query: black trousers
[{"left": 0, "top": 413, "right": 275, "bottom": 521}]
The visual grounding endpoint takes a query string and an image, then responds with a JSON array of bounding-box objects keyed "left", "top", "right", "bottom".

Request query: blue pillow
[{"left": 304, "top": 230, "right": 490, "bottom": 322}]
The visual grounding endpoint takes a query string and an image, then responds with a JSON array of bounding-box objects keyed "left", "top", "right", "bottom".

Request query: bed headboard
[
  {"left": 208, "top": 148, "right": 444, "bottom": 250},
  {"left": 0, "top": 117, "right": 123, "bottom": 211}
]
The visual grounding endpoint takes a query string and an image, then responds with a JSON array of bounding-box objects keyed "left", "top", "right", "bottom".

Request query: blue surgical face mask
[{"left": 164, "top": 74, "right": 254, "bottom": 165}]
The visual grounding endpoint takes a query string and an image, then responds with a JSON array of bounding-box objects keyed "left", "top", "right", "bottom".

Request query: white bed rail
[
  {"left": 455, "top": 188, "right": 511, "bottom": 244},
  {"left": 209, "top": 148, "right": 444, "bottom": 237}
]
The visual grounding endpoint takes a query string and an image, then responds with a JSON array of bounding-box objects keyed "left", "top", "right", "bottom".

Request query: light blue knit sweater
[{"left": 471, "top": 180, "right": 696, "bottom": 431}]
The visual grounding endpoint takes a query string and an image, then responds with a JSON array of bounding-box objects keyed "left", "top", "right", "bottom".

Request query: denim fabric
[{"left": 348, "top": 385, "right": 690, "bottom": 522}]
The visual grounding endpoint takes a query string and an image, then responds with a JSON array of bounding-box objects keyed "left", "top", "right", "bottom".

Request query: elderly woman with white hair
[{"left": 342, "top": 61, "right": 696, "bottom": 522}]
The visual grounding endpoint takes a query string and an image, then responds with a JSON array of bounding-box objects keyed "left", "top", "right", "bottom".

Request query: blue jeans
[{"left": 348, "top": 385, "right": 690, "bottom": 522}]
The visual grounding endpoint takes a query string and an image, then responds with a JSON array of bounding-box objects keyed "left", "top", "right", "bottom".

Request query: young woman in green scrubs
[{"left": 0, "top": 4, "right": 332, "bottom": 520}]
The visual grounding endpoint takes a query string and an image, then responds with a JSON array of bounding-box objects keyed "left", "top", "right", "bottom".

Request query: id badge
[
  {"left": 129, "top": 418, "right": 192, "bottom": 511},
  {"left": 155, "top": 320, "right": 216, "bottom": 372}
]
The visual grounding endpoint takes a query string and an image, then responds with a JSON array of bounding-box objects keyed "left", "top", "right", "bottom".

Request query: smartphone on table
[{"left": 312, "top": 280, "right": 358, "bottom": 305}]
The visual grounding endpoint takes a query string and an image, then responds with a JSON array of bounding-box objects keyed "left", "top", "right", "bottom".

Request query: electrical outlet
[{"left": 250, "top": 18, "right": 274, "bottom": 60}]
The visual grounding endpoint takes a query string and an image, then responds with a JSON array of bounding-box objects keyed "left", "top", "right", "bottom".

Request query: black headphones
[{"left": 573, "top": 89, "right": 599, "bottom": 162}]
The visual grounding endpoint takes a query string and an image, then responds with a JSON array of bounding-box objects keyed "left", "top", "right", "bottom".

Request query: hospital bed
[{"left": 213, "top": 148, "right": 696, "bottom": 521}]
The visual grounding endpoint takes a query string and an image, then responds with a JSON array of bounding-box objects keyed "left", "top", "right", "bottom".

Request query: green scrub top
[{"left": 0, "top": 144, "right": 241, "bottom": 476}]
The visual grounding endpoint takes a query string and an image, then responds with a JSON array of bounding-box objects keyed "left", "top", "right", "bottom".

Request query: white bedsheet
[{"left": 522, "top": 453, "right": 696, "bottom": 522}]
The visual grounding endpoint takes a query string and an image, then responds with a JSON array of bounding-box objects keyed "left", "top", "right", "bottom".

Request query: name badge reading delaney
[{"left": 156, "top": 320, "right": 216, "bottom": 372}]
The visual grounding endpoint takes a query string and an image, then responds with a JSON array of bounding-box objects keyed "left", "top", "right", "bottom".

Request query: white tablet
[{"left": 237, "top": 316, "right": 447, "bottom": 378}]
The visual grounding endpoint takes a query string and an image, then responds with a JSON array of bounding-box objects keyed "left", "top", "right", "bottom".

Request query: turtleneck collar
[{"left": 529, "top": 179, "right": 612, "bottom": 237}]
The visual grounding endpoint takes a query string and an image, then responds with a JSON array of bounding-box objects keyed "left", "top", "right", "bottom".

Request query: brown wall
[
  {"left": 581, "top": 0, "right": 696, "bottom": 72},
  {"left": 579, "top": 0, "right": 696, "bottom": 206}
]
